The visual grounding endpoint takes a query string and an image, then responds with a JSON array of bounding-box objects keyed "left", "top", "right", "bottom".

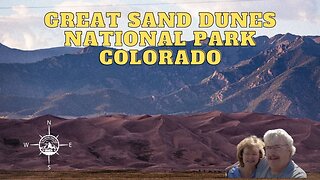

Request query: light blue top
[
  {"left": 227, "top": 166, "right": 256, "bottom": 178},
  {"left": 255, "top": 158, "right": 307, "bottom": 178}
]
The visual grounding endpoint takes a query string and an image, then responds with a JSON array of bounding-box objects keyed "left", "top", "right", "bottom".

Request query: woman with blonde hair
[{"left": 227, "top": 135, "right": 265, "bottom": 178}]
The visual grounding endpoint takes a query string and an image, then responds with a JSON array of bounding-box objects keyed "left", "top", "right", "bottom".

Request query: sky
[{"left": 0, "top": 0, "right": 319, "bottom": 50}]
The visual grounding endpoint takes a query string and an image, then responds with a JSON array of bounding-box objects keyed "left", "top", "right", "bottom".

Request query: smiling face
[
  {"left": 242, "top": 146, "right": 260, "bottom": 168},
  {"left": 265, "top": 137, "right": 291, "bottom": 173},
  {"left": 236, "top": 136, "right": 265, "bottom": 168}
]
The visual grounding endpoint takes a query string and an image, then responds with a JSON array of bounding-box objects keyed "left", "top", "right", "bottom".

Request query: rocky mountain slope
[{"left": 0, "top": 33, "right": 319, "bottom": 120}]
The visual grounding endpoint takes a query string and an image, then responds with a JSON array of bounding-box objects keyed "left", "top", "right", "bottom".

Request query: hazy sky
[{"left": 0, "top": 0, "right": 319, "bottom": 50}]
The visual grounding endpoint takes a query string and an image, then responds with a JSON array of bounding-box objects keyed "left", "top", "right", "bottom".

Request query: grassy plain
[{"left": 0, "top": 170, "right": 319, "bottom": 179}]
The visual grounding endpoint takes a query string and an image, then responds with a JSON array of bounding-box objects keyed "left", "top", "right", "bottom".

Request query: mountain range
[
  {"left": 0, "top": 43, "right": 80, "bottom": 63},
  {"left": 0, "top": 33, "right": 319, "bottom": 121}
]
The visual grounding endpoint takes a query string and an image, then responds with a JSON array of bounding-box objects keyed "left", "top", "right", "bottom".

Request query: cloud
[
  {"left": 0, "top": 0, "right": 319, "bottom": 50},
  {"left": 168, "top": 0, "right": 319, "bottom": 24},
  {"left": 0, "top": 5, "right": 63, "bottom": 50},
  {"left": 159, "top": 0, "right": 320, "bottom": 37}
]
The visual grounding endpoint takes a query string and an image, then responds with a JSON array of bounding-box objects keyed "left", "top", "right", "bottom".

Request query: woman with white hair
[{"left": 254, "top": 128, "right": 307, "bottom": 178}]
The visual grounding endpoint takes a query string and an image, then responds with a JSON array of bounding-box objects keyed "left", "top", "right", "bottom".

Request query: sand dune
[{"left": 0, "top": 111, "right": 319, "bottom": 172}]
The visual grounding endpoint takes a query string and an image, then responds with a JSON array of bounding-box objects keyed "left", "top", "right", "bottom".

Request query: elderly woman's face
[
  {"left": 265, "top": 137, "right": 291, "bottom": 172},
  {"left": 242, "top": 146, "right": 260, "bottom": 167}
]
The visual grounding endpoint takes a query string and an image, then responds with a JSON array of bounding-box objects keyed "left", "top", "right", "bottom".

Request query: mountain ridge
[
  {"left": 0, "top": 43, "right": 80, "bottom": 63},
  {"left": 0, "top": 33, "right": 319, "bottom": 120}
]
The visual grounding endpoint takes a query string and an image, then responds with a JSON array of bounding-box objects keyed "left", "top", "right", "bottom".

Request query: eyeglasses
[{"left": 265, "top": 144, "right": 288, "bottom": 150}]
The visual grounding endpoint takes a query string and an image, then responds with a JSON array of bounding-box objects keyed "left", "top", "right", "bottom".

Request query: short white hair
[{"left": 263, "top": 128, "right": 296, "bottom": 156}]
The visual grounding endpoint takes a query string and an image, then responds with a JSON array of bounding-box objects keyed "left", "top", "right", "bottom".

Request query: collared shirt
[
  {"left": 227, "top": 166, "right": 256, "bottom": 178},
  {"left": 255, "top": 158, "right": 307, "bottom": 178}
]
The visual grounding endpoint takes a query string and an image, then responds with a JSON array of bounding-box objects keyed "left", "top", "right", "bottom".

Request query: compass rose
[{"left": 23, "top": 120, "right": 72, "bottom": 170}]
